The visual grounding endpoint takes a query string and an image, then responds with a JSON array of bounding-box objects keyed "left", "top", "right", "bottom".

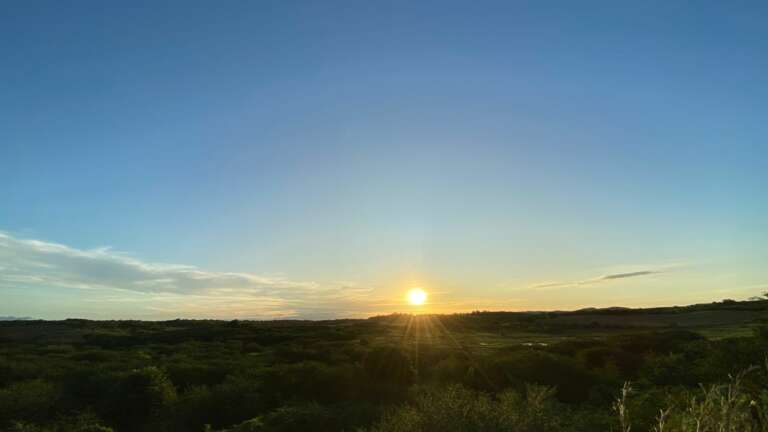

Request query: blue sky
[{"left": 1, "top": 1, "right": 767, "bottom": 319}]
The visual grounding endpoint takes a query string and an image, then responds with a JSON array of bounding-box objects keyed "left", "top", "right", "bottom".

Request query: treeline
[{"left": 1, "top": 312, "right": 767, "bottom": 431}]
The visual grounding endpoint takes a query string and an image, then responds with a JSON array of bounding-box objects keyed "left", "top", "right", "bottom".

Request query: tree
[
  {"left": 110, "top": 367, "right": 177, "bottom": 432},
  {"left": 0, "top": 380, "right": 58, "bottom": 426}
]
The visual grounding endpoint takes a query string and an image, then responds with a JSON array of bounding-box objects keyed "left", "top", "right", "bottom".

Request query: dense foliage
[{"left": 1, "top": 300, "right": 767, "bottom": 431}]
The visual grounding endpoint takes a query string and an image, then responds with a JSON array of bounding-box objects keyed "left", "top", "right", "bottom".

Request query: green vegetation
[{"left": 2, "top": 300, "right": 768, "bottom": 431}]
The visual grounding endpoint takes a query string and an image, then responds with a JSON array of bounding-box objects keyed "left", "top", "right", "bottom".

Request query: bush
[
  {"left": 366, "top": 384, "right": 563, "bottom": 432},
  {"left": 5, "top": 412, "right": 113, "bottom": 432},
  {"left": 613, "top": 369, "right": 768, "bottom": 432},
  {"left": 107, "top": 367, "right": 177, "bottom": 432},
  {"left": 481, "top": 350, "right": 597, "bottom": 402},
  {"left": 0, "top": 380, "right": 59, "bottom": 426},
  {"left": 215, "top": 402, "right": 377, "bottom": 432}
]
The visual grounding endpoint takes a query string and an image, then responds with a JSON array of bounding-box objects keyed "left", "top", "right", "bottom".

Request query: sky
[{"left": 1, "top": 1, "right": 767, "bottom": 320}]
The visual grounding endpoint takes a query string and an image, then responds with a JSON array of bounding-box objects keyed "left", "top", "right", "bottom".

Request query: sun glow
[{"left": 406, "top": 288, "right": 427, "bottom": 305}]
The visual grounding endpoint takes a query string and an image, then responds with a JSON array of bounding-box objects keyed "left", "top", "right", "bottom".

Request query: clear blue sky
[{"left": 1, "top": 1, "right": 766, "bottom": 319}]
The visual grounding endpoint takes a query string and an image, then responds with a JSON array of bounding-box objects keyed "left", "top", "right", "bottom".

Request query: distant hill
[
  {"left": 574, "top": 306, "right": 631, "bottom": 312},
  {"left": 0, "top": 316, "right": 33, "bottom": 321}
]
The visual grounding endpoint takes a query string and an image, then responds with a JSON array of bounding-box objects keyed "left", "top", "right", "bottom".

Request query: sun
[{"left": 406, "top": 288, "right": 427, "bottom": 306}]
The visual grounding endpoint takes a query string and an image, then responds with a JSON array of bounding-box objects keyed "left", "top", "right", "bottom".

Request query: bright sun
[{"left": 406, "top": 288, "right": 427, "bottom": 305}]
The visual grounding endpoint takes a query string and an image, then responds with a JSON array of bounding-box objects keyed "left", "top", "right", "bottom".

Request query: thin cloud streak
[
  {"left": 599, "top": 270, "right": 658, "bottom": 281},
  {"left": 530, "top": 269, "right": 664, "bottom": 290}
]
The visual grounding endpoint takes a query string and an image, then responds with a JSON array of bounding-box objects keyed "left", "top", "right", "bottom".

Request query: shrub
[
  {"left": 0, "top": 380, "right": 59, "bottom": 426},
  {"left": 614, "top": 368, "right": 768, "bottom": 432},
  {"left": 366, "top": 384, "right": 562, "bottom": 432},
  {"left": 107, "top": 367, "right": 177, "bottom": 432}
]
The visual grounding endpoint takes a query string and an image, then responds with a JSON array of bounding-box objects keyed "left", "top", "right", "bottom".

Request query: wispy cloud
[
  {"left": 530, "top": 268, "right": 666, "bottom": 290},
  {"left": 0, "top": 232, "right": 380, "bottom": 319},
  {"left": 598, "top": 270, "right": 658, "bottom": 281}
]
